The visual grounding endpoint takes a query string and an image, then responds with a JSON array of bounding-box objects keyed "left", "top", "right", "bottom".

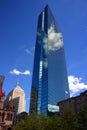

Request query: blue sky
[{"left": 0, "top": 0, "right": 87, "bottom": 112}]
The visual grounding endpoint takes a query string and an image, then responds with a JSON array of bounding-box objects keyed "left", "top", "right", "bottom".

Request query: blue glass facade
[{"left": 30, "top": 5, "right": 70, "bottom": 114}]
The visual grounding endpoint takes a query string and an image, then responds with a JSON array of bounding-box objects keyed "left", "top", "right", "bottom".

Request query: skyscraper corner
[{"left": 30, "top": 5, "right": 70, "bottom": 115}]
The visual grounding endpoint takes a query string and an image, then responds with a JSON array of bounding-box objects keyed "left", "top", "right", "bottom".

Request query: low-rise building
[
  {"left": 0, "top": 76, "right": 14, "bottom": 130},
  {"left": 58, "top": 90, "right": 87, "bottom": 115}
]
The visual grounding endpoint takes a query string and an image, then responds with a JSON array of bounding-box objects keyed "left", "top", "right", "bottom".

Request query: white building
[{"left": 5, "top": 82, "right": 26, "bottom": 114}]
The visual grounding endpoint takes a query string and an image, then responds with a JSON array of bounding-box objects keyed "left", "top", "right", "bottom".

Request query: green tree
[
  {"left": 47, "top": 115, "right": 62, "bottom": 130},
  {"left": 77, "top": 103, "right": 87, "bottom": 130},
  {"left": 39, "top": 114, "right": 62, "bottom": 130},
  {"left": 61, "top": 108, "right": 78, "bottom": 130},
  {"left": 14, "top": 110, "right": 80, "bottom": 130},
  {"left": 14, "top": 119, "right": 27, "bottom": 130},
  {"left": 14, "top": 113, "right": 41, "bottom": 130},
  {"left": 14, "top": 113, "right": 63, "bottom": 130}
]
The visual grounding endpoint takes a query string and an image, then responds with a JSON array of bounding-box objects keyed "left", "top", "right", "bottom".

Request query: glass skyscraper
[{"left": 30, "top": 5, "right": 70, "bottom": 115}]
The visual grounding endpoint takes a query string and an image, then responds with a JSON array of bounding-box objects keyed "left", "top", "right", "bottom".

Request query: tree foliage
[
  {"left": 77, "top": 103, "right": 87, "bottom": 130},
  {"left": 61, "top": 108, "right": 78, "bottom": 130},
  {"left": 14, "top": 105, "right": 87, "bottom": 130}
]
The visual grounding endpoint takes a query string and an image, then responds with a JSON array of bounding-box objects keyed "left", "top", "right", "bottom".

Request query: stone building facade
[
  {"left": 58, "top": 90, "right": 87, "bottom": 115},
  {"left": 0, "top": 76, "right": 14, "bottom": 130}
]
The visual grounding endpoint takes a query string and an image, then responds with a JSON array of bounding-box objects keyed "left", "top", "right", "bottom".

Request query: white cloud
[
  {"left": 43, "top": 58, "right": 48, "bottom": 68},
  {"left": 43, "top": 36, "right": 48, "bottom": 55},
  {"left": 48, "top": 24, "right": 63, "bottom": 51},
  {"left": 39, "top": 61, "right": 43, "bottom": 79},
  {"left": 43, "top": 24, "right": 64, "bottom": 68},
  {"left": 22, "top": 70, "right": 30, "bottom": 75},
  {"left": 25, "top": 49, "right": 33, "bottom": 56},
  {"left": 10, "top": 69, "right": 21, "bottom": 75},
  {"left": 68, "top": 75, "right": 87, "bottom": 97},
  {"left": 10, "top": 69, "right": 30, "bottom": 75}
]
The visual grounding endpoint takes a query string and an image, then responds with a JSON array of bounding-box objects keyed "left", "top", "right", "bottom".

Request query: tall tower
[
  {"left": 30, "top": 5, "right": 70, "bottom": 114},
  {"left": 5, "top": 82, "right": 26, "bottom": 114}
]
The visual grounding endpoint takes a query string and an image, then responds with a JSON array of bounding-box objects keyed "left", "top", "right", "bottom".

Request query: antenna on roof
[{"left": 16, "top": 75, "right": 20, "bottom": 86}]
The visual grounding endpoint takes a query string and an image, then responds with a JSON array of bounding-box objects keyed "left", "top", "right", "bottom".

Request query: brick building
[
  {"left": 0, "top": 76, "right": 14, "bottom": 130},
  {"left": 58, "top": 90, "right": 87, "bottom": 115}
]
